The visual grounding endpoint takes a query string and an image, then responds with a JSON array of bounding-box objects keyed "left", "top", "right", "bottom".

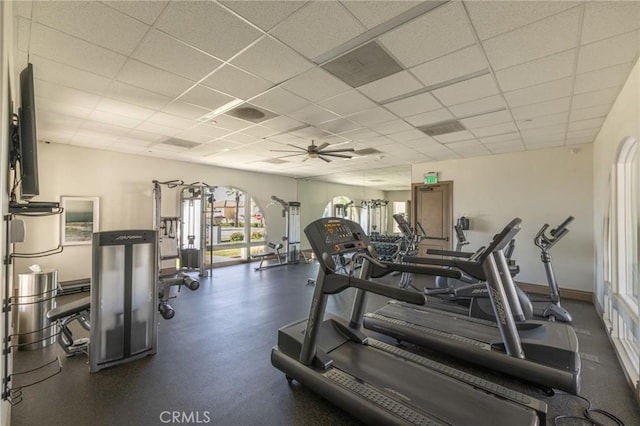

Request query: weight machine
[{"left": 360, "top": 199, "right": 389, "bottom": 235}]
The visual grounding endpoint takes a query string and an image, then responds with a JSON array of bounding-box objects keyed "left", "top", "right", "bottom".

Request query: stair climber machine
[
  {"left": 530, "top": 216, "right": 574, "bottom": 323},
  {"left": 425, "top": 223, "right": 533, "bottom": 321},
  {"left": 271, "top": 217, "right": 547, "bottom": 425},
  {"left": 362, "top": 218, "right": 581, "bottom": 395}
]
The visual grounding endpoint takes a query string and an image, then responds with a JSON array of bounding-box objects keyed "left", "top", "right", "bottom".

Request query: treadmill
[
  {"left": 272, "top": 217, "right": 547, "bottom": 425},
  {"left": 362, "top": 218, "right": 581, "bottom": 395}
]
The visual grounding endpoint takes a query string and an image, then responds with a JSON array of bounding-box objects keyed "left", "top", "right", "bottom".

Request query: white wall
[
  {"left": 13, "top": 143, "right": 297, "bottom": 281},
  {"left": 412, "top": 144, "right": 594, "bottom": 291},
  {"left": 593, "top": 59, "right": 640, "bottom": 306}
]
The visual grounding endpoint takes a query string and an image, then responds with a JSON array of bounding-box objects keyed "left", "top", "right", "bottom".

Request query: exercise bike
[{"left": 528, "top": 216, "right": 574, "bottom": 323}]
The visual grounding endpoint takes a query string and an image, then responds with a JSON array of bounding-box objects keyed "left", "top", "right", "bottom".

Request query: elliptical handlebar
[{"left": 535, "top": 216, "right": 573, "bottom": 251}]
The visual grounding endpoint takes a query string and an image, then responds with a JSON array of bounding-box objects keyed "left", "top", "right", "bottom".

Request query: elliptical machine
[{"left": 531, "top": 216, "right": 574, "bottom": 323}]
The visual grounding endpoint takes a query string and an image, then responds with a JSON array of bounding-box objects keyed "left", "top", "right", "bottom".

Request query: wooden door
[{"left": 412, "top": 181, "right": 453, "bottom": 256}]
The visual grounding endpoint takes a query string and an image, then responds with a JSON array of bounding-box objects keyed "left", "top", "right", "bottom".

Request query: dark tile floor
[{"left": 10, "top": 262, "right": 640, "bottom": 425}]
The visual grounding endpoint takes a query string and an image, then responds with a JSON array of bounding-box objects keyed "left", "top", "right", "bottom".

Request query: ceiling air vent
[
  {"left": 160, "top": 138, "right": 200, "bottom": 149},
  {"left": 418, "top": 120, "right": 466, "bottom": 137},
  {"left": 226, "top": 104, "right": 277, "bottom": 123},
  {"left": 322, "top": 41, "right": 403, "bottom": 88},
  {"left": 353, "top": 147, "right": 382, "bottom": 156}
]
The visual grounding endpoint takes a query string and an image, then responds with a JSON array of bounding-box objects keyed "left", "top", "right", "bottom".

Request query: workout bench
[
  {"left": 46, "top": 295, "right": 91, "bottom": 357},
  {"left": 252, "top": 242, "right": 285, "bottom": 270}
]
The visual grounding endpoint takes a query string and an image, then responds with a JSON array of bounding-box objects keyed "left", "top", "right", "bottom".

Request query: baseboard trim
[{"left": 517, "top": 282, "right": 593, "bottom": 303}]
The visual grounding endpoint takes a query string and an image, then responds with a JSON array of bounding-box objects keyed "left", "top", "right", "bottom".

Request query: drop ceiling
[{"left": 12, "top": 1, "right": 640, "bottom": 189}]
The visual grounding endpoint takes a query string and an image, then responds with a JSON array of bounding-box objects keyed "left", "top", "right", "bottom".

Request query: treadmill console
[{"left": 304, "top": 218, "right": 369, "bottom": 258}]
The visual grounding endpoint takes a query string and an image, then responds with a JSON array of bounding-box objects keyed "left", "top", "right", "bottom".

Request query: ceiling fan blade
[
  {"left": 319, "top": 155, "right": 332, "bottom": 163},
  {"left": 270, "top": 149, "right": 305, "bottom": 153},
  {"left": 315, "top": 142, "right": 330, "bottom": 151},
  {"left": 322, "top": 153, "right": 352, "bottom": 159},
  {"left": 302, "top": 156, "right": 309, "bottom": 162},
  {"left": 318, "top": 148, "right": 355, "bottom": 154},
  {"left": 285, "top": 144, "right": 309, "bottom": 152},
  {"left": 275, "top": 153, "right": 307, "bottom": 158}
]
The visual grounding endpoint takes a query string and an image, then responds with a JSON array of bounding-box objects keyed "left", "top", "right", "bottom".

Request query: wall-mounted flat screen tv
[{"left": 18, "top": 63, "right": 39, "bottom": 200}]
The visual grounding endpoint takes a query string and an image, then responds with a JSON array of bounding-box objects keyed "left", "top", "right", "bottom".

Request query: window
[
  {"left": 603, "top": 136, "right": 640, "bottom": 386},
  {"left": 392, "top": 201, "right": 407, "bottom": 234}
]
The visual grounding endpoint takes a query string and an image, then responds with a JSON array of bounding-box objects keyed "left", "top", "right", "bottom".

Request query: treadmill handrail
[
  {"left": 425, "top": 248, "right": 475, "bottom": 258},
  {"left": 372, "top": 261, "right": 463, "bottom": 280},
  {"left": 403, "top": 255, "right": 486, "bottom": 281},
  {"left": 323, "top": 272, "right": 425, "bottom": 306}
]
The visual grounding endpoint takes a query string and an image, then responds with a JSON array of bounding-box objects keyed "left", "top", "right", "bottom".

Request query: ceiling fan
[{"left": 271, "top": 140, "right": 355, "bottom": 163}]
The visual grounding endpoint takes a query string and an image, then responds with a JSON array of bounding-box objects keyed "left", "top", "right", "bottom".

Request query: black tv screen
[{"left": 19, "top": 63, "right": 39, "bottom": 200}]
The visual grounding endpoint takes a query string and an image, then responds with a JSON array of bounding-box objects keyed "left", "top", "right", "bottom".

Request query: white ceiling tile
[
  {"left": 569, "top": 104, "right": 611, "bottom": 122},
  {"left": 471, "top": 122, "right": 518, "bottom": 138},
  {"left": 405, "top": 108, "right": 454, "bottom": 127},
  {"left": 37, "top": 97, "right": 93, "bottom": 120},
  {"left": 15, "top": 1, "right": 32, "bottom": 18},
  {"left": 316, "top": 118, "right": 361, "bottom": 134},
  {"left": 566, "top": 137, "right": 594, "bottom": 146},
  {"left": 525, "top": 140, "right": 565, "bottom": 150},
  {"left": 71, "top": 130, "right": 118, "bottom": 148},
  {"left": 572, "top": 86, "right": 621, "bottom": 110},
  {"left": 480, "top": 133, "right": 521, "bottom": 145},
  {"left": 496, "top": 51, "right": 575, "bottom": 92},
  {"left": 36, "top": 80, "right": 101, "bottom": 109},
  {"left": 567, "top": 128, "right": 599, "bottom": 140},
  {"left": 340, "top": 129, "right": 382, "bottom": 142},
  {"left": 117, "top": 60, "right": 194, "bottom": 98},
  {"left": 161, "top": 102, "right": 210, "bottom": 120},
  {"left": 32, "top": 1, "right": 149, "bottom": 55},
  {"left": 95, "top": 98, "right": 156, "bottom": 121},
  {"left": 433, "top": 130, "right": 475, "bottom": 144},
  {"left": 208, "top": 114, "right": 253, "bottom": 132},
  {"left": 290, "top": 126, "right": 331, "bottom": 139},
  {"left": 37, "top": 110, "right": 85, "bottom": 132},
  {"left": 156, "top": 1, "right": 262, "bottom": 60},
  {"left": 574, "top": 62, "right": 635, "bottom": 95},
  {"left": 16, "top": 17, "right": 31, "bottom": 53},
  {"left": 410, "top": 45, "right": 489, "bottom": 88},
  {"left": 432, "top": 74, "right": 499, "bottom": 106},
  {"left": 465, "top": 1, "right": 580, "bottom": 41},
  {"left": 271, "top": 2, "right": 366, "bottom": 60},
  {"left": 125, "top": 129, "right": 166, "bottom": 143},
  {"left": 384, "top": 92, "right": 441, "bottom": 117},
  {"left": 511, "top": 97, "right": 571, "bottom": 121},
  {"left": 517, "top": 112, "right": 569, "bottom": 130},
  {"left": 318, "top": 91, "right": 377, "bottom": 116},
  {"left": 504, "top": 77, "right": 573, "bottom": 108},
  {"left": 460, "top": 110, "right": 512, "bottom": 129},
  {"left": 176, "top": 124, "right": 231, "bottom": 143},
  {"left": 240, "top": 125, "right": 279, "bottom": 139},
  {"left": 387, "top": 129, "right": 426, "bottom": 143},
  {"left": 482, "top": 8, "right": 581, "bottom": 71},
  {"left": 133, "top": 30, "right": 223, "bottom": 82},
  {"left": 487, "top": 143, "right": 525, "bottom": 154},
  {"left": 147, "top": 112, "right": 195, "bottom": 130},
  {"left": 380, "top": 2, "right": 476, "bottom": 67},
  {"left": 136, "top": 121, "right": 182, "bottom": 137},
  {"left": 347, "top": 107, "right": 398, "bottom": 127},
  {"left": 178, "top": 85, "right": 235, "bottom": 111},
  {"left": 106, "top": 82, "right": 172, "bottom": 111},
  {"left": 521, "top": 124, "right": 567, "bottom": 138},
  {"left": 30, "top": 55, "right": 111, "bottom": 94},
  {"left": 29, "top": 23, "right": 127, "bottom": 78},
  {"left": 220, "top": 1, "right": 306, "bottom": 31},
  {"left": 449, "top": 95, "right": 506, "bottom": 118},
  {"left": 115, "top": 134, "right": 155, "bottom": 147},
  {"left": 261, "top": 115, "right": 305, "bottom": 133},
  {"left": 251, "top": 87, "right": 310, "bottom": 115},
  {"left": 581, "top": 2, "right": 640, "bottom": 45},
  {"left": 371, "top": 120, "right": 415, "bottom": 135},
  {"left": 288, "top": 104, "right": 339, "bottom": 125},
  {"left": 342, "top": 1, "right": 422, "bottom": 29},
  {"left": 280, "top": 67, "right": 352, "bottom": 103},
  {"left": 231, "top": 36, "right": 314, "bottom": 84},
  {"left": 577, "top": 30, "right": 640, "bottom": 74},
  {"left": 358, "top": 71, "right": 423, "bottom": 102},
  {"left": 79, "top": 120, "right": 130, "bottom": 138},
  {"left": 104, "top": 1, "right": 169, "bottom": 25},
  {"left": 201, "top": 65, "right": 273, "bottom": 101},
  {"left": 89, "top": 110, "right": 143, "bottom": 129},
  {"left": 568, "top": 117, "right": 606, "bottom": 132},
  {"left": 448, "top": 141, "right": 491, "bottom": 157}
]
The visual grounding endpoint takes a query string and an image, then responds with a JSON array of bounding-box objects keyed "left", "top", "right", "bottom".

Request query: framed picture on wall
[{"left": 61, "top": 196, "right": 99, "bottom": 246}]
